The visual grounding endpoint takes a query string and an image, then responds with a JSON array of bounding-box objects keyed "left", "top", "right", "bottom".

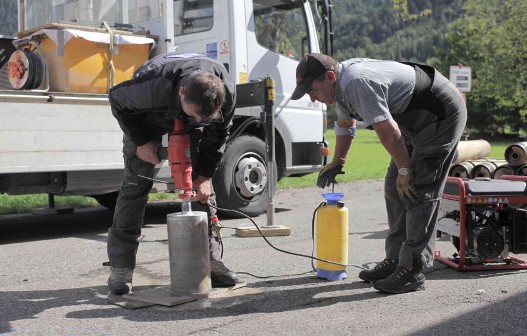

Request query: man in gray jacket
[
  {"left": 292, "top": 53, "right": 467, "bottom": 294},
  {"left": 107, "top": 53, "right": 240, "bottom": 295}
]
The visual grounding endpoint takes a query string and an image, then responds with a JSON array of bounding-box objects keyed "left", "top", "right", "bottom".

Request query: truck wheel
[
  {"left": 213, "top": 135, "right": 275, "bottom": 218},
  {"left": 91, "top": 191, "right": 119, "bottom": 210}
]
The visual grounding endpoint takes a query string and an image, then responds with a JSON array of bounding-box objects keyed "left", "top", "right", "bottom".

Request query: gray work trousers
[
  {"left": 107, "top": 130, "right": 222, "bottom": 269},
  {"left": 384, "top": 70, "right": 467, "bottom": 270}
]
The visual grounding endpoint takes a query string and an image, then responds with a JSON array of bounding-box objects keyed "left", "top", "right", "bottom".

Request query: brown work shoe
[
  {"left": 358, "top": 259, "right": 398, "bottom": 283},
  {"left": 107, "top": 267, "right": 133, "bottom": 295},
  {"left": 210, "top": 259, "right": 242, "bottom": 287}
]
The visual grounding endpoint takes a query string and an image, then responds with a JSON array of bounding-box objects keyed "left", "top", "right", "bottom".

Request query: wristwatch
[{"left": 398, "top": 167, "right": 411, "bottom": 176}]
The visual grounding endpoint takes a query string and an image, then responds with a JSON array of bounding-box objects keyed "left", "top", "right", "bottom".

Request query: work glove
[
  {"left": 396, "top": 170, "right": 418, "bottom": 205},
  {"left": 317, "top": 160, "right": 345, "bottom": 188}
]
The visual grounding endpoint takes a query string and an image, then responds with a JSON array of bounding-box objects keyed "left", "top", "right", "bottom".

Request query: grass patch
[
  {"left": 0, "top": 194, "right": 99, "bottom": 215},
  {"left": 277, "top": 129, "right": 391, "bottom": 188},
  {"left": 278, "top": 130, "right": 510, "bottom": 189},
  {"left": 0, "top": 130, "right": 512, "bottom": 214}
]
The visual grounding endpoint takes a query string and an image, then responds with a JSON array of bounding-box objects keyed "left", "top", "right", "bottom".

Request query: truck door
[
  {"left": 245, "top": 0, "right": 325, "bottom": 159},
  {"left": 171, "top": 0, "right": 234, "bottom": 78}
]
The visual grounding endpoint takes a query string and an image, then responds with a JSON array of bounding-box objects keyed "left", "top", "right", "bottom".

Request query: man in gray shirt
[{"left": 292, "top": 53, "right": 467, "bottom": 294}]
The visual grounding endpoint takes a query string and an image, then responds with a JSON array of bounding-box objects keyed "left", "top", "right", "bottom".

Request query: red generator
[{"left": 436, "top": 176, "right": 527, "bottom": 271}]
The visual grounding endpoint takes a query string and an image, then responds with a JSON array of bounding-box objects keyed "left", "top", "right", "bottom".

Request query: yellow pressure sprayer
[{"left": 316, "top": 192, "right": 349, "bottom": 281}]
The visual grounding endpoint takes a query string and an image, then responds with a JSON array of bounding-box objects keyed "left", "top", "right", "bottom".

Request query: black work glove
[{"left": 317, "top": 161, "right": 345, "bottom": 188}]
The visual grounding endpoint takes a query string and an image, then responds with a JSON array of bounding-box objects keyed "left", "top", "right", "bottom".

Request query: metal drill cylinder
[
  {"left": 181, "top": 199, "right": 192, "bottom": 213},
  {"left": 167, "top": 211, "right": 211, "bottom": 294}
]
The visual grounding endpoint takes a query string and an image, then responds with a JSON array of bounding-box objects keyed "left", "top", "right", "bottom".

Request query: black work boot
[
  {"left": 358, "top": 259, "right": 398, "bottom": 283},
  {"left": 373, "top": 255, "right": 425, "bottom": 294},
  {"left": 210, "top": 259, "right": 243, "bottom": 287}
]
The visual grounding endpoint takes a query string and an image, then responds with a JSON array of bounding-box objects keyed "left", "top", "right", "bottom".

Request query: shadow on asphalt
[
  {"left": 406, "top": 288, "right": 527, "bottom": 335},
  {"left": 0, "top": 275, "right": 378, "bottom": 333},
  {"left": 426, "top": 263, "right": 527, "bottom": 281},
  {"left": 1, "top": 275, "right": 526, "bottom": 333},
  {"left": 0, "top": 206, "right": 115, "bottom": 244},
  {"left": 0, "top": 201, "right": 268, "bottom": 244}
]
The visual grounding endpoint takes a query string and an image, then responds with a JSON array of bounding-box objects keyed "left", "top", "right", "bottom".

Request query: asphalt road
[{"left": 1, "top": 179, "right": 526, "bottom": 336}]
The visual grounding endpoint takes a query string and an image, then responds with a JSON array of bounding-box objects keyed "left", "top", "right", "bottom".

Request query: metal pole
[
  {"left": 234, "top": 77, "right": 290, "bottom": 237},
  {"left": 264, "top": 75, "right": 275, "bottom": 227}
]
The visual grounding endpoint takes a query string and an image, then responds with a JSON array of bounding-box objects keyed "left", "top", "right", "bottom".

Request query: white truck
[{"left": 0, "top": 0, "right": 333, "bottom": 216}]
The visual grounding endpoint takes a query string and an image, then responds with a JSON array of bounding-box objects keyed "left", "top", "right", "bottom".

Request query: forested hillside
[
  {"left": 331, "top": 0, "right": 466, "bottom": 72},
  {"left": 330, "top": 0, "right": 526, "bottom": 139}
]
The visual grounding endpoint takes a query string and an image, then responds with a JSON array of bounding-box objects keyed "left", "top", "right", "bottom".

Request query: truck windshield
[
  {"left": 23, "top": 0, "right": 163, "bottom": 30},
  {"left": 253, "top": 0, "right": 308, "bottom": 61}
]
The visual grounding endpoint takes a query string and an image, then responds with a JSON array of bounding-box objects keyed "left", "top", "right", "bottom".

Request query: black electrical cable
[
  {"left": 212, "top": 204, "right": 366, "bottom": 270},
  {"left": 235, "top": 270, "right": 314, "bottom": 279},
  {"left": 227, "top": 117, "right": 260, "bottom": 145},
  {"left": 134, "top": 171, "right": 367, "bottom": 271},
  {"left": 311, "top": 202, "right": 326, "bottom": 272},
  {"left": 21, "top": 49, "right": 44, "bottom": 90}
]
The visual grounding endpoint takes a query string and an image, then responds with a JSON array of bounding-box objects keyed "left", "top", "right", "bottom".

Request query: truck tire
[
  {"left": 91, "top": 191, "right": 119, "bottom": 210},
  {"left": 213, "top": 135, "right": 276, "bottom": 218}
]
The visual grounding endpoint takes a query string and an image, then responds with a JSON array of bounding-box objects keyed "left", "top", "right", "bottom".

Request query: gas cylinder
[{"left": 316, "top": 192, "right": 349, "bottom": 281}]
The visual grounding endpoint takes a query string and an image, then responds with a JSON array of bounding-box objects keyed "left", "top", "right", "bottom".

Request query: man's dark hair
[
  {"left": 183, "top": 71, "right": 225, "bottom": 121},
  {"left": 313, "top": 63, "right": 338, "bottom": 83}
]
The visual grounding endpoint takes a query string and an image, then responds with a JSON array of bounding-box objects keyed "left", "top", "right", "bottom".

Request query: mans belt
[{"left": 402, "top": 62, "right": 445, "bottom": 120}]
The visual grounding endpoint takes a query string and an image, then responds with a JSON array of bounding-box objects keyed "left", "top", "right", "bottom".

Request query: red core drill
[{"left": 167, "top": 118, "right": 193, "bottom": 209}]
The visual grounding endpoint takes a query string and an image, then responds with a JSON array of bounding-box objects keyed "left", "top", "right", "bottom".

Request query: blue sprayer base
[{"left": 316, "top": 269, "right": 347, "bottom": 281}]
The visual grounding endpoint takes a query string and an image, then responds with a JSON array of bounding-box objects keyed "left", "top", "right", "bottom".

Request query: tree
[
  {"left": 392, "top": 0, "right": 431, "bottom": 21},
  {"left": 326, "top": 0, "right": 466, "bottom": 128},
  {"left": 331, "top": 0, "right": 465, "bottom": 64},
  {"left": 437, "top": 0, "right": 527, "bottom": 137}
]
